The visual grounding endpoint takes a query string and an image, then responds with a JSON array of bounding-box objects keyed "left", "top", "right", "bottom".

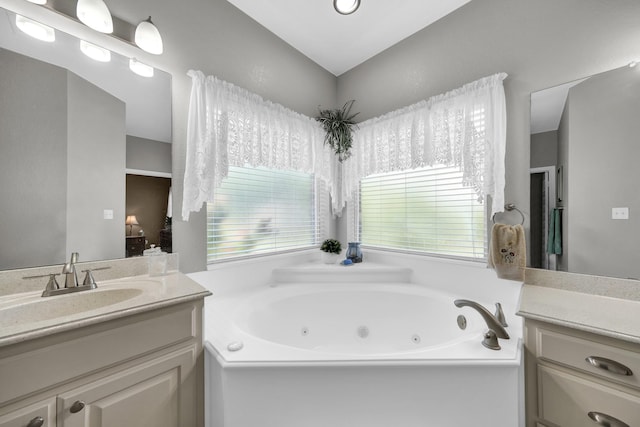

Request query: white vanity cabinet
[
  {"left": 524, "top": 320, "right": 640, "bottom": 427},
  {"left": 0, "top": 300, "right": 205, "bottom": 427}
]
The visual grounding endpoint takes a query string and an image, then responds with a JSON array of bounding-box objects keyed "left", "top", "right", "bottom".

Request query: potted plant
[
  {"left": 320, "top": 238, "right": 342, "bottom": 264},
  {"left": 316, "top": 100, "right": 359, "bottom": 162}
]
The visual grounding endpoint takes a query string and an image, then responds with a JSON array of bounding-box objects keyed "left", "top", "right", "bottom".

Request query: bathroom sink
[{"left": 0, "top": 287, "right": 144, "bottom": 326}]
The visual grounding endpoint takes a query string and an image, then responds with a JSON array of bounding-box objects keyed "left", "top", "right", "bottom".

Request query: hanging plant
[{"left": 316, "top": 100, "right": 359, "bottom": 162}]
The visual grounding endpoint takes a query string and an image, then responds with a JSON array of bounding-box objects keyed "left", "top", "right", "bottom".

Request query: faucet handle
[
  {"left": 24, "top": 273, "right": 61, "bottom": 296},
  {"left": 494, "top": 303, "right": 508, "bottom": 327},
  {"left": 81, "top": 267, "right": 110, "bottom": 289}
]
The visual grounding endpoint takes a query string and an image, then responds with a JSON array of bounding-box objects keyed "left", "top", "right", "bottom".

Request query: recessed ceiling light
[
  {"left": 334, "top": 0, "right": 361, "bottom": 15},
  {"left": 129, "top": 58, "right": 154, "bottom": 77},
  {"left": 26, "top": 0, "right": 47, "bottom": 4},
  {"left": 80, "top": 40, "right": 111, "bottom": 62},
  {"left": 15, "top": 15, "right": 55, "bottom": 42},
  {"left": 629, "top": 61, "right": 637, "bottom": 68}
]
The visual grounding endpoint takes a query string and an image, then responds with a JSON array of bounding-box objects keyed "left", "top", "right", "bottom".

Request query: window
[
  {"left": 206, "top": 166, "right": 322, "bottom": 262},
  {"left": 359, "top": 165, "right": 486, "bottom": 260}
]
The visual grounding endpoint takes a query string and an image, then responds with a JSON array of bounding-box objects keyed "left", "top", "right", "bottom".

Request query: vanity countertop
[
  {"left": 0, "top": 272, "right": 211, "bottom": 347},
  {"left": 517, "top": 284, "right": 640, "bottom": 345}
]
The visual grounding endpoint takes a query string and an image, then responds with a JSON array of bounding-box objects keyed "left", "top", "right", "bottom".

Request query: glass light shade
[
  {"left": 135, "top": 17, "right": 163, "bottom": 55},
  {"left": 80, "top": 40, "right": 111, "bottom": 62},
  {"left": 76, "top": 0, "right": 113, "bottom": 34},
  {"left": 129, "top": 58, "right": 154, "bottom": 78},
  {"left": 15, "top": 15, "right": 55, "bottom": 42},
  {"left": 334, "top": 0, "right": 360, "bottom": 15}
]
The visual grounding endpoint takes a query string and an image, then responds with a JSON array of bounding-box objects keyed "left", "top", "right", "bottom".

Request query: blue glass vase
[{"left": 346, "top": 242, "right": 363, "bottom": 263}]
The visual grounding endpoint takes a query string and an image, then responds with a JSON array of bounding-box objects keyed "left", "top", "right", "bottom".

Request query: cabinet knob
[
  {"left": 26, "top": 417, "right": 44, "bottom": 427},
  {"left": 585, "top": 356, "right": 633, "bottom": 376},
  {"left": 588, "top": 411, "right": 629, "bottom": 427},
  {"left": 70, "top": 400, "right": 86, "bottom": 414}
]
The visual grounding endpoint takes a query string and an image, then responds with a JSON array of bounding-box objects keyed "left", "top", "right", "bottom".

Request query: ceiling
[
  {"left": 530, "top": 78, "right": 588, "bottom": 135},
  {"left": 226, "top": 0, "right": 472, "bottom": 76}
]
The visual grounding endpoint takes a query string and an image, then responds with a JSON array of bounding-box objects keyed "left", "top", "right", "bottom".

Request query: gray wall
[
  {"left": 66, "top": 73, "right": 126, "bottom": 262},
  {"left": 126, "top": 136, "right": 172, "bottom": 174},
  {"left": 0, "top": 49, "right": 67, "bottom": 269},
  {"left": 530, "top": 131, "right": 557, "bottom": 169},
  {"left": 336, "top": 0, "right": 640, "bottom": 260},
  {"left": 107, "top": 0, "right": 338, "bottom": 272},
  {"left": 104, "top": 0, "right": 640, "bottom": 273},
  {"left": 562, "top": 67, "right": 640, "bottom": 278}
]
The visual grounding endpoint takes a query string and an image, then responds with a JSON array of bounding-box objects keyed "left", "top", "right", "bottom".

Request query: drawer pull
[
  {"left": 585, "top": 356, "right": 633, "bottom": 376},
  {"left": 26, "top": 417, "right": 44, "bottom": 427},
  {"left": 588, "top": 411, "right": 629, "bottom": 427},
  {"left": 70, "top": 400, "right": 86, "bottom": 413}
]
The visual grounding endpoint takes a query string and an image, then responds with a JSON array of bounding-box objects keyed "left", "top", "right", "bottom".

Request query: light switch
[
  {"left": 612, "top": 207, "right": 629, "bottom": 220},
  {"left": 103, "top": 209, "right": 114, "bottom": 220}
]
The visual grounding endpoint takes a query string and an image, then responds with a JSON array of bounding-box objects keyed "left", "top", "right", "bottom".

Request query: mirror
[
  {"left": 530, "top": 64, "right": 640, "bottom": 279},
  {"left": 0, "top": 7, "right": 172, "bottom": 270}
]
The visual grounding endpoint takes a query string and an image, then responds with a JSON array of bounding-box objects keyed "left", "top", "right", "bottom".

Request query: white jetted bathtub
[{"left": 201, "top": 265, "right": 523, "bottom": 427}]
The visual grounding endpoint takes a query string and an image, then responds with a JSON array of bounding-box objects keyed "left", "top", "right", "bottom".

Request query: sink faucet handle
[
  {"left": 23, "top": 273, "right": 61, "bottom": 297},
  {"left": 494, "top": 302, "right": 508, "bottom": 327},
  {"left": 80, "top": 266, "right": 110, "bottom": 289}
]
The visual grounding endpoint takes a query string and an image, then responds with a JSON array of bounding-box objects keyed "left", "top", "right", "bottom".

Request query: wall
[
  {"left": 103, "top": 0, "right": 338, "bottom": 272},
  {"left": 563, "top": 67, "right": 640, "bottom": 278},
  {"left": 0, "top": 49, "right": 67, "bottom": 269},
  {"left": 66, "top": 72, "right": 126, "bottom": 262},
  {"left": 337, "top": 0, "right": 640, "bottom": 252},
  {"left": 126, "top": 136, "right": 172, "bottom": 175},
  {"left": 530, "top": 131, "right": 557, "bottom": 169}
]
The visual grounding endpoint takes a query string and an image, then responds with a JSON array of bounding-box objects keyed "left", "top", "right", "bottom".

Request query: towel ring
[{"left": 492, "top": 203, "right": 525, "bottom": 225}]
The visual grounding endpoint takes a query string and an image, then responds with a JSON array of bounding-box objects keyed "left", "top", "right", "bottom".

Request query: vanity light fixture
[
  {"left": 135, "top": 16, "right": 163, "bottom": 55},
  {"left": 80, "top": 40, "right": 111, "bottom": 62},
  {"left": 125, "top": 215, "right": 139, "bottom": 235},
  {"left": 129, "top": 58, "right": 154, "bottom": 77},
  {"left": 15, "top": 14, "right": 55, "bottom": 42},
  {"left": 334, "top": 0, "right": 361, "bottom": 15},
  {"left": 76, "top": 0, "right": 113, "bottom": 34}
]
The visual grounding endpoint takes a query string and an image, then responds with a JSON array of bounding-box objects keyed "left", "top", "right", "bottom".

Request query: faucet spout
[
  {"left": 454, "top": 299, "right": 510, "bottom": 339},
  {"left": 62, "top": 252, "right": 79, "bottom": 288}
]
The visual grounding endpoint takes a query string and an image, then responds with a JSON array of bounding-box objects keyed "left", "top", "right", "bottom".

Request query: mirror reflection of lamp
[{"left": 125, "top": 215, "right": 139, "bottom": 236}]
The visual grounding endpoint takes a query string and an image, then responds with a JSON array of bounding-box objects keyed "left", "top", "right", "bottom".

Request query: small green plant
[
  {"left": 316, "top": 100, "right": 359, "bottom": 162},
  {"left": 320, "top": 238, "right": 342, "bottom": 254}
]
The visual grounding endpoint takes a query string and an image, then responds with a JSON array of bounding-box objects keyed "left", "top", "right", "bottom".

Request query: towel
[
  {"left": 488, "top": 223, "right": 526, "bottom": 281},
  {"left": 547, "top": 208, "right": 562, "bottom": 255}
]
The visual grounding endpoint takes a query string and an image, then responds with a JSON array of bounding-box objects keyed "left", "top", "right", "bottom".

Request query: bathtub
[{"left": 202, "top": 269, "right": 524, "bottom": 427}]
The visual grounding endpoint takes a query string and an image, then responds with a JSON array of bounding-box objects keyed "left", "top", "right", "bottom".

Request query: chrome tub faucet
[{"left": 454, "top": 299, "right": 510, "bottom": 346}]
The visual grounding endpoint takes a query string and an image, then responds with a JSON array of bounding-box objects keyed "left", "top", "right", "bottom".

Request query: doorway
[{"left": 530, "top": 167, "right": 556, "bottom": 270}]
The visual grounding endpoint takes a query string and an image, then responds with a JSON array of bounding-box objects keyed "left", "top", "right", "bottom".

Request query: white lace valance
[
  {"left": 182, "top": 70, "right": 337, "bottom": 220},
  {"left": 341, "top": 73, "right": 507, "bottom": 216}
]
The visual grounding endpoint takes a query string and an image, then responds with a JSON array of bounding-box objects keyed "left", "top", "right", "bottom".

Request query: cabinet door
[
  {"left": 0, "top": 398, "right": 56, "bottom": 427},
  {"left": 58, "top": 347, "right": 194, "bottom": 427}
]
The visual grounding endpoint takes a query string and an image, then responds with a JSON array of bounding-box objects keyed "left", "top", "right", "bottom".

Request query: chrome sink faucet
[
  {"left": 62, "top": 252, "right": 79, "bottom": 288},
  {"left": 454, "top": 299, "right": 510, "bottom": 340},
  {"left": 23, "top": 253, "right": 109, "bottom": 297}
]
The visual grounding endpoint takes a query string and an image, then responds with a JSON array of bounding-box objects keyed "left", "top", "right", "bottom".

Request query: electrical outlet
[
  {"left": 103, "top": 209, "right": 114, "bottom": 220},
  {"left": 612, "top": 207, "right": 629, "bottom": 220}
]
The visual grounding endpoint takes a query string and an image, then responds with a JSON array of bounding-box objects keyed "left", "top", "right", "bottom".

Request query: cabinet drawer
[
  {"left": 539, "top": 365, "right": 640, "bottom": 427},
  {"left": 0, "top": 303, "right": 196, "bottom": 404},
  {"left": 0, "top": 397, "right": 55, "bottom": 427},
  {"left": 537, "top": 328, "right": 640, "bottom": 389}
]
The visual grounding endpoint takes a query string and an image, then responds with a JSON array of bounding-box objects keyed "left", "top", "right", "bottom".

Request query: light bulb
[
  {"left": 15, "top": 15, "right": 55, "bottom": 42},
  {"left": 129, "top": 58, "right": 154, "bottom": 77},
  {"left": 76, "top": 0, "right": 113, "bottom": 34},
  {"left": 135, "top": 16, "right": 163, "bottom": 55},
  {"left": 80, "top": 40, "right": 111, "bottom": 62},
  {"left": 334, "top": 0, "right": 360, "bottom": 15}
]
